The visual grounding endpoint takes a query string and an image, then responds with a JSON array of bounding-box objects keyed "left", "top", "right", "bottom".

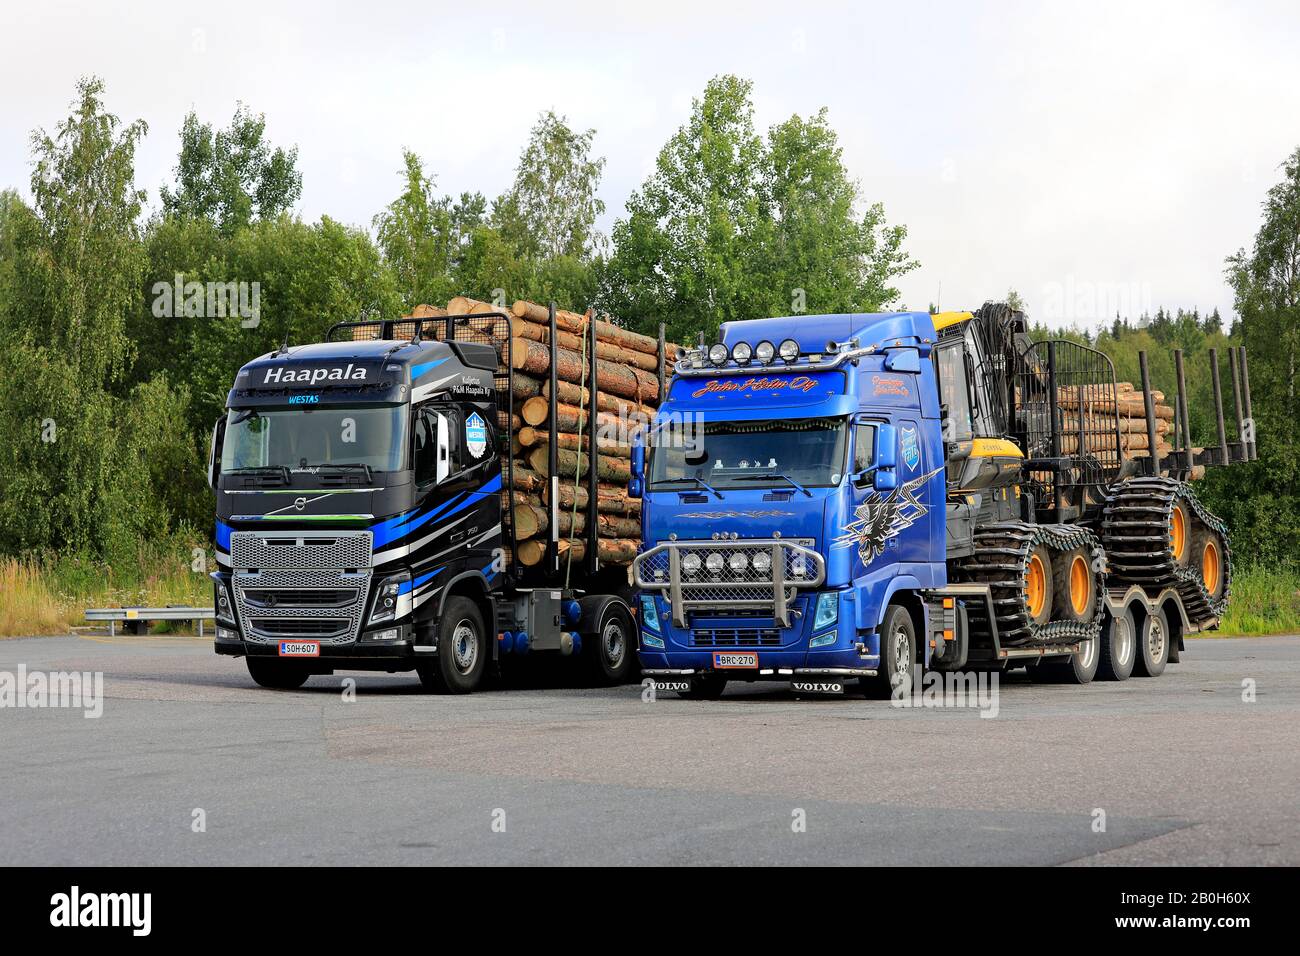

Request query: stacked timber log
[
  {"left": 1054, "top": 381, "right": 1177, "bottom": 463},
  {"left": 446, "top": 296, "right": 681, "bottom": 569}
]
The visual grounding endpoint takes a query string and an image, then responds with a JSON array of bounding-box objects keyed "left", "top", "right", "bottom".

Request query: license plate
[
  {"left": 713, "top": 652, "right": 758, "bottom": 669},
  {"left": 278, "top": 641, "right": 320, "bottom": 657}
]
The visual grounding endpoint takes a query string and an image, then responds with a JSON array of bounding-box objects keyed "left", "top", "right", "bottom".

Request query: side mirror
[
  {"left": 208, "top": 416, "right": 226, "bottom": 492},
  {"left": 876, "top": 423, "right": 898, "bottom": 469},
  {"left": 874, "top": 468, "right": 898, "bottom": 492},
  {"left": 434, "top": 411, "right": 451, "bottom": 484},
  {"left": 629, "top": 431, "right": 645, "bottom": 499}
]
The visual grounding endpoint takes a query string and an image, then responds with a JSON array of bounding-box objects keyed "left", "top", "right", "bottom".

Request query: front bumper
[{"left": 215, "top": 623, "right": 420, "bottom": 669}]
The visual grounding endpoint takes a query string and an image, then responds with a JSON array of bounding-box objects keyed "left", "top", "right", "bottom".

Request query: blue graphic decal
[
  {"left": 901, "top": 425, "right": 920, "bottom": 471},
  {"left": 399, "top": 567, "right": 443, "bottom": 595},
  {"left": 215, "top": 520, "right": 231, "bottom": 550},
  {"left": 411, "top": 358, "right": 448, "bottom": 379},
  {"left": 369, "top": 472, "right": 503, "bottom": 549}
]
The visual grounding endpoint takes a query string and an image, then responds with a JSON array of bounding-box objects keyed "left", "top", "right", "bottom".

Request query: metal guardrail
[{"left": 83, "top": 606, "right": 215, "bottom": 637}]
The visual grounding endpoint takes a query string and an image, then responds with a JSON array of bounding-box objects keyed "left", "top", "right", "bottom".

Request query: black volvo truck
[{"left": 208, "top": 309, "right": 655, "bottom": 692}]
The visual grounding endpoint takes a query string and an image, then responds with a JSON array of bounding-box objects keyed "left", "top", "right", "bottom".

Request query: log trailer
[
  {"left": 208, "top": 307, "right": 666, "bottom": 692},
  {"left": 631, "top": 304, "right": 1254, "bottom": 697}
]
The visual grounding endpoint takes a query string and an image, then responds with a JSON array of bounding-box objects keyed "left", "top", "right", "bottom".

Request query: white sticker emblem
[{"left": 465, "top": 411, "right": 488, "bottom": 459}]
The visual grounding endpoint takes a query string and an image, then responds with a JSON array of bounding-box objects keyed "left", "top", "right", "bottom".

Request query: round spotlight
[
  {"left": 708, "top": 343, "right": 729, "bottom": 366},
  {"left": 751, "top": 551, "right": 772, "bottom": 574},
  {"left": 778, "top": 338, "right": 800, "bottom": 363},
  {"left": 727, "top": 552, "right": 748, "bottom": 573},
  {"left": 791, "top": 554, "right": 808, "bottom": 578},
  {"left": 754, "top": 340, "right": 775, "bottom": 364},
  {"left": 705, "top": 552, "right": 725, "bottom": 573},
  {"left": 681, "top": 552, "right": 701, "bottom": 575},
  {"left": 731, "top": 342, "right": 752, "bottom": 365}
]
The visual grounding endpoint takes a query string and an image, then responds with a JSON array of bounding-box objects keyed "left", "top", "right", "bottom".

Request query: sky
[{"left": 3, "top": 0, "right": 1299, "bottom": 328}]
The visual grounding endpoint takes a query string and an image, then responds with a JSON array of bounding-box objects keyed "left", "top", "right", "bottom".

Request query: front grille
[
  {"left": 230, "top": 531, "right": 374, "bottom": 645},
  {"left": 248, "top": 618, "right": 350, "bottom": 638},
  {"left": 230, "top": 531, "right": 372, "bottom": 570},
  {"left": 692, "top": 628, "right": 782, "bottom": 647},
  {"left": 242, "top": 589, "right": 359, "bottom": 609}
]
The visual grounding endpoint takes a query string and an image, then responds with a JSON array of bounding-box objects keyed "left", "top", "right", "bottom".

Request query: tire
[
  {"left": 1051, "top": 547, "right": 1096, "bottom": 625},
  {"left": 866, "top": 604, "right": 917, "bottom": 700},
  {"left": 1194, "top": 527, "right": 1226, "bottom": 602},
  {"left": 1170, "top": 498, "right": 1192, "bottom": 567},
  {"left": 583, "top": 602, "right": 637, "bottom": 685},
  {"left": 1036, "top": 633, "right": 1100, "bottom": 684},
  {"left": 246, "top": 658, "right": 310, "bottom": 690},
  {"left": 417, "top": 596, "right": 487, "bottom": 694},
  {"left": 1135, "top": 606, "right": 1170, "bottom": 678},
  {"left": 1097, "top": 606, "right": 1136, "bottom": 681},
  {"left": 1025, "top": 545, "right": 1053, "bottom": 628},
  {"left": 676, "top": 674, "right": 728, "bottom": 700}
]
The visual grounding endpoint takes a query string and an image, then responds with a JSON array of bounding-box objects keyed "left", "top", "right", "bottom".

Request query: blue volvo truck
[
  {"left": 208, "top": 309, "right": 653, "bottom": 692},
  {"left": 632, "top": 305, "right": 1254, "bottom": 698}
]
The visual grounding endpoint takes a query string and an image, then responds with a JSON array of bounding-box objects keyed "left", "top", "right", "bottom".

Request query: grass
[
  {"left": 0, "top": 539, "right": 211, "bottom": 637},
  {"left": 1216, "top": 566, "right": 1300, "bottom": 637}
]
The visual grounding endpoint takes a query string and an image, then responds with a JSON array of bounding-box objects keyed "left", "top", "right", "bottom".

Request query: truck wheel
[
  {"left": 1135, "top": 606, "right": 1170, "bottom": 678},
  {"left": 1097, "top": 606, "right": 1136, "bottom": 681},
  {"left": 246, "top": 658, "right": 310, "bottom": 690},
  {"left": 866, "top": 604, "right": 916, "bottom": 700},
  {"left": 417, "top": 597, "right": 487, "bottom": 694},
  {"left": 584, "top": 602, "right": 637, "bottom": 685},
  {"left": 677, "top": 674, "right": 728, "bottom": 699},
  {"left": 1051, "top": 548, "right": 1096, "bottom": 624}
]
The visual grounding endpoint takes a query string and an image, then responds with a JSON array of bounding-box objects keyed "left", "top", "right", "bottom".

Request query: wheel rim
[
  {"left": 1069, "top": 555, "right": 1090, "bottom": 615},
  {"left": 1202, "top": 540, "right": 1220, "bottom": 593},
  {"left": 1170, "top": 505, "right": 1187, "bottom": 562},
  {"left": 1079, "top": 634, "right": 1097, "bottom": 669},
  {"left": 602, "top": 619, "right": 626, "bottom": 669},
  {"left": 1147, "top": 617, "right": 1165, "bottom": 662},
  {"left": 1114, "top": 617, "right": 1134, "bottom": 667},
  {"left": 893, "top": 626, "right": 911, "bottom": 686},
  {"left": 1026, "top": 553, "right": 1047, "bottom": 618},
  {"left": 451, "top": 620, "right": 477, "bottom": 674}
]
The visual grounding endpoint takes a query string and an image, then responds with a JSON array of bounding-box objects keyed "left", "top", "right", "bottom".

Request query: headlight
[
  {"left": 708, "top": 343, "right": 729, "bottom": 365},
  {"left": 813, "top": 591, "right": 838, "bottom": 632},
  {"left": 731, "top": 342, "right": 752, "bottom": 365},
  {"left": 368, "top": 570, "right": 411, "bottom": 625},
  {"left": 681, "top": 552, "right": 702, "bottom": 575},
  {"left": 754, "top": 340, "right": 775, "bottom": 364},
  {"left": 705, "top": 552, "right": 724, "bottom": 573},
  {"left": 727, "top": 552, "right": 748, "bottom": 573},
  {"left": 778, "top": 338, "right": 800, "bottom": 362},
  {"left": 639, "top": 594, "right": 660, "bottom": 633},
  {"left": 751, "top": 551, "right": 772, "bottom": 574},
  {"left": 213, "top": 578, "right": 235, "bottom": 625}
]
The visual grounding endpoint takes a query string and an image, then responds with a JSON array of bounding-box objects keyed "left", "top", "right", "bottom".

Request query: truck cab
[{"left": 634, "top": 312, "right": 946, "bottom": 697}]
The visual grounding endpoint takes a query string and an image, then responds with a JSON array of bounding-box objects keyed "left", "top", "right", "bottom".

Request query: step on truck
[
  {"left": 209, "top": 307, "right": 663, "bottom": 692},
  {"left": 631, "top": 304, "right": 1254, "bottom": 698}
]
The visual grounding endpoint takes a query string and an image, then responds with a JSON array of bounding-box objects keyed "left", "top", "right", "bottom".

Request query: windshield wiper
[
  {"left": 225, "top": 465, "right": 290, "bottom": 484},
  {"left": 309, "top": 463, "right": 374, "bottom": 483},
  {"left": 653, "top": 476, "right": 723, "bottom": 500},
  {"left": 732, "top": 473, "right": 813, "bottom": 497}
]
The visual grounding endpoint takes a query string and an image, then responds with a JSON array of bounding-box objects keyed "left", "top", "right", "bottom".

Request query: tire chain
[
  {"left": 1100, "top": 476, "right": 1232, "bottom": 627},
  {"left": 951, "top": 522, "right": 1106, "bottom": 647}
]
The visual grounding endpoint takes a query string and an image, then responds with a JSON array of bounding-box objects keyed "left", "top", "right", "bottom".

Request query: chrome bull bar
[{"left": 633, "top": 539, "right": 826, "bottom": 628}]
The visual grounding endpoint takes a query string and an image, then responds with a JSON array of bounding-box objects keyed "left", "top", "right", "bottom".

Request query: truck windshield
[
  {"left": 649, "top": 417, "right": 847, "bottom": 490},
  {"left": 221, "top": 405, "right": 408, "bottom": 474}
]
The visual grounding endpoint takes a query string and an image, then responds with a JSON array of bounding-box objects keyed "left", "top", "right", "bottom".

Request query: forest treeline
[{"left": 0, "top": 75, "right": 1295, "bottom": 572}]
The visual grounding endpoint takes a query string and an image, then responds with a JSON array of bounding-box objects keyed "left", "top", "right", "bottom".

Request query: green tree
[
  {"left": 602, "top": 75, "right": 916, "bottom": 343},
  {"left": 160, "top": 104, "right": 302, "bottom": 236}
]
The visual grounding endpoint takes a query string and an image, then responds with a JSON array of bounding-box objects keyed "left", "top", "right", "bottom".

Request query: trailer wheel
[
  {"left": 1051, "top": 548, "right": 1096, "bottom": 624},
  {"left": 1097, "top": 606, "right": 1136, "bottom": 681},
  {"left": 417, "top": 596, "right": 487, "bottom": 694},
  {"left": 865, "top": 604, "right": 916, "bottom": 700},
  {"left": 584, "top": 602, "right": 637, "bottom": 685},
  {"left": 1036, "top": 634, "right": 1100, "bottom": 684},
  {"left": 1135, "top": 606, "right": 1170, "bottom": 678},
  {"left": 246, "top": 658, "right": 310, "bottom": 690},
  {"left": 676, "top": 674, "right": 728, "bottom": 700}
]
